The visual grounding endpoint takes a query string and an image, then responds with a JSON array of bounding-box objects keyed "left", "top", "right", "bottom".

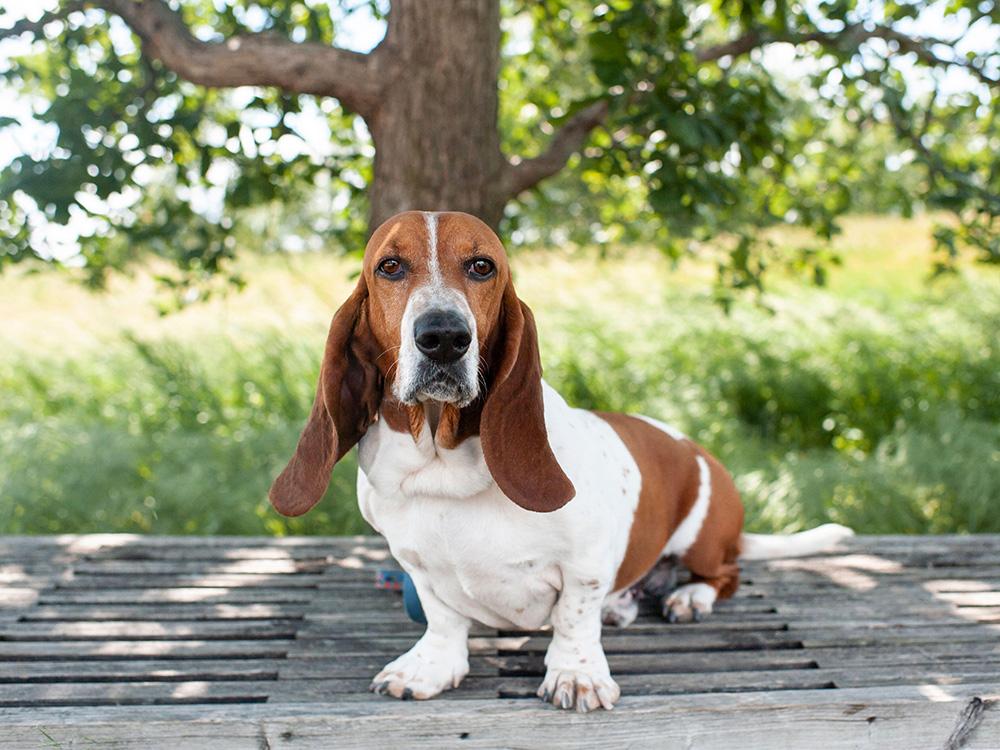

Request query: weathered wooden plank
[
  {"left": 28, "top": 564, "right": 1000, "bottom": 593},
  {"left": 0, "top": 588, "right": 40, "bottom": 611},
  {"left": 4, "top": 663, "right": 971, "bottom": 709},
  {"left": 302, "top": 615, "right": 1000, "bottom": 652},
  {"left": 797, "top": 627, "right": 1000, "bottom": 649},
  {"left": 5, "top": 646, "right": 992, "bottom": 688},
  {"left": 766, "top": 566, "right": 985, "bottom": 584},
  {"left": 0, "top": 659, "right": 284, "bottom": 683},
  {"left": 36, "top": 588, "right": 997, "bottom": 628},
  {"left": 463, "top": 625, "right": 999, "bottom": 655},
  {"left": 278, "top": 651, "right": 816, "bottom": 680},
  {"left": 0, "top": 532, "right": 993, "bottom": 549},
  {"left": 69, "top": 560, "right": 334, "bottom": 575},
  {"left": 1, "top": 683, "right": 997, "bottom": 750},
  {"left": 769, "top": 548, "right": 1000, "bottom": 563},
  {"left": 848, "top": 535, "right": 1000, "bottom": 546},
  {"left": 733, "top": 582, "right": 1000, "bottom": 599},
  {"left": 0, "top": 640, "right": 294, "bottom": 661},
  {"left": 0, "top": 680, "right": 276, "bottom": 707},
  {"left": 302, "top": 613, "right": 789, "bottom": 634},
  {"left": 22, "top": 604, "right": 309, "bottom": 622},
  {"left": 0, "top": 620, "right": 300, "bottom": 641},
  {"left": 35, "top": 587, "right": 317, "bottom": 605},
  {"left": 0, "top": 567, "right": 69, "bottom": 603},
  {"left": 0, "top": 563, "right": 68, "bottom": 576},
  {"left": 268, "top": 672, "right": 840, "bottom": 702},
  {"left": 935, "top": 591, "right": 1000, "bottom": 606},
  {"left": 2, "top": 628, "right": 989, "bottom": 666},
  {"left": 781, "top": 615, "right": 1000, "bottom": 630},
  {"left": 767, "top": 605, "right": 997, "bottom": 625},
  {"left": 0, "top": 657, "right": 497, "bottom": 684},
  {"left": 486, "top": 645, "right": 1000, "bottom": 677},
  {"left": 481, "top": 666, "right": 1000, "bottom": 700},
  {"left": 78, "top": 546, "right": 383, "bottom": 562},
  {"left": 52, "top": 574, "right": 328, "bottom": 588},
  {"left": 24, "top": 590, "right": 985, "bottom": 629},
  {"left": 0, "top": 573, "right": 61, "bottom": 588},
  {"left": 0, "top": 535, "right": 382, "bottom": 554},
  {"left": 922, "top": 579, "right": 1000, "bottom": 593},
  {"left": 292, "top": 630, "right": 805, "bottom": 657},
  {"left": 293, "top": 635, "right": 1000, "bottom": 669},
  {"left": 743, "top": 566, "right": 1000, "bottom": 586}
]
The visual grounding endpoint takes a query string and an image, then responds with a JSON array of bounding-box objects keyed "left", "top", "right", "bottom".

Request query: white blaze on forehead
[
  {"left": 423, "top": 211, "right": 441, "bottom": 284},
  {"left": 392, "top": 211, "right": 480, "bottom": 408}
]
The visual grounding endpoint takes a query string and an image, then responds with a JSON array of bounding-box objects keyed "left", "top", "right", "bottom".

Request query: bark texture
[{"left": 368, "top": 0, "right": 506, "bottom": 229}]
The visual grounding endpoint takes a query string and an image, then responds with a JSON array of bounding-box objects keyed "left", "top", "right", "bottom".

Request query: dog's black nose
[{"left": 414, "top": 310, "right": 472, "bottom": 364}]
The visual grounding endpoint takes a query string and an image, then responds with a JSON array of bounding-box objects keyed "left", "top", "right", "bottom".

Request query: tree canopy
[{"left": 1, "top": 0, "right": 997, "bottom": 302}]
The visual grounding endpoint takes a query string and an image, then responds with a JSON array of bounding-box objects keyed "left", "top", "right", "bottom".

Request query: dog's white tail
[{"left": 739, "top": 523, "right": 854, "bottom": 561}]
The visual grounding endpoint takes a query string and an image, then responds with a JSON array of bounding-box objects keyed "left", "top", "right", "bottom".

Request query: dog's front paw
[
  {"left": 370, "top": 643, "right": 469, "bottom": 700},
  {"left": 537, "top": 667, "right": 620, "bottom": 712}
]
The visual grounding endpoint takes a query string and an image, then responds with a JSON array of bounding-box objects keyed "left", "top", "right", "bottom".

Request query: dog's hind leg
[
  {"left": 661, "top": 565, "right": 738, "bottom": 623},
  {"left": 601, "top": 585, "right": 641, "bottom": 627},
  {"left": 663, "top": 448, "right": 743, "bottom": 624}
]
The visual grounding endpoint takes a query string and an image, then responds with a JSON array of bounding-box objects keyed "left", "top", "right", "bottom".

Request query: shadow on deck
[{"left": 0, "top": 534, "right": 998, "bottom": 748}]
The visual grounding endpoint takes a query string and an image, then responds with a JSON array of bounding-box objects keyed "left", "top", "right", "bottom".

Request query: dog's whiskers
[{"left": 376, "top": 345, "right": 401, "bottom": 363}]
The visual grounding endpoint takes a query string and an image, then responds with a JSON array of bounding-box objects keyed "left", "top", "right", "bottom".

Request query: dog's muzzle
[{"left": 407, "top": 309, "right": 477, "bottom": 405}]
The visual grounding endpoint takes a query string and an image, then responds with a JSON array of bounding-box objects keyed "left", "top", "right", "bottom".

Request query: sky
[{"left": 0, "top": 0, "right": 996, "bottom": 261}]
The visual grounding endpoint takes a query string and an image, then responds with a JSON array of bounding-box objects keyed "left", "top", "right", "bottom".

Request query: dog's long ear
[
  {"left": 480, "top": 283, "right": 575, "bottom": 513},
  {"left": 269, "top": 278, "right": 380, "bottom": 517}
]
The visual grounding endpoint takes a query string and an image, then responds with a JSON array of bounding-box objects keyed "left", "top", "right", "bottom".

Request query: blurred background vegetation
[
  {"left": 1, "top": 214, "right": 997, "bottom": 535},
  {"left": 1, "top": 0, "right": 998, "bottom": 536}
]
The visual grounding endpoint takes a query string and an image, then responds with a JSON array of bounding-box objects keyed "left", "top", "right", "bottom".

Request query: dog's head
[{"left": 269, "top": 211, "right": 574, "bottom": 518}]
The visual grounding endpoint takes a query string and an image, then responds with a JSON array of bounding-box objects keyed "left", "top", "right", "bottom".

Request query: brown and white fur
[{"left": 270, "top": 211, "right": 853, "bottom": 712}]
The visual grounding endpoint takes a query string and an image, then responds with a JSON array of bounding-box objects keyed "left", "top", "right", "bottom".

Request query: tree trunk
[{"left": 367, "top": 0, "right": 506, "bottom": 232}]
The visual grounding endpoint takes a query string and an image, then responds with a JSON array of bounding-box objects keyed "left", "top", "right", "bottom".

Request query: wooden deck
[{"left": 0, "top": 534, "right": 998, "bottom": 748}]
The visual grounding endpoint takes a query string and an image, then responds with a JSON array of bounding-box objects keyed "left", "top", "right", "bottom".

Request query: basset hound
[{"left": 270, "top": 210, "right": 852, "bottom": 712}]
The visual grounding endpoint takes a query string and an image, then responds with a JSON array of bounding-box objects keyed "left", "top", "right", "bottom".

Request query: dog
[{"left": 269, "top": 210, "right": 853, "bottom": 712}]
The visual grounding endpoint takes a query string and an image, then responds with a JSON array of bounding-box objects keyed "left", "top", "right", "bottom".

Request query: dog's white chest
[
  {"left": 366, "top": 487, "right": 562, "bottom": 629},
  {"left": 356, "top": 384, "right": 642, "bottom": 630},
  {"left": 357, "top": 419, "right": 564, "bottom": 629}
]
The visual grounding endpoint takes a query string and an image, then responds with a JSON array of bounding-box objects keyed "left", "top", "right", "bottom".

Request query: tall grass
[
  {"left": 0, "top": 334, "right": 363, "bottom": 535},
  {"left": 1, "top": 216, "right": 998, "bottom": 535},
  {"left": 543, "top": 282, "right": 999, "bottom": 534}
]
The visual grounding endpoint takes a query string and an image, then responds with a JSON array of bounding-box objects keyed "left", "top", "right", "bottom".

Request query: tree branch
[
  {"left": 86, "top": 0, "right": 385, "bottom": 118},
  {"left": 503, "top": 100, "right": 609, "bottom": 198},
  {"left": 696, "top": 23, "right": 998, "bottom": 87}
]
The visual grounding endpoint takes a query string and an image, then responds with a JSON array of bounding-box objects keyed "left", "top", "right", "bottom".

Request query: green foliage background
[
  {"left": 2, "top": 217, "right": 997, "bottom": 536},
  {"left": 1, "top": 1, "right": 998, "bottom": 536},
  {"left": 2, "top": 0, "right": 998, "bottom": 299}
]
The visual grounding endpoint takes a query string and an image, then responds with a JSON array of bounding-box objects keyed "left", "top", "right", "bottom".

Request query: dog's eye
[
  {"left": 466, "top": 258, "right": 496, "bottom": 280},
  {"left": 376, "top": 258, "right": 405, "bottom": 279}
]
